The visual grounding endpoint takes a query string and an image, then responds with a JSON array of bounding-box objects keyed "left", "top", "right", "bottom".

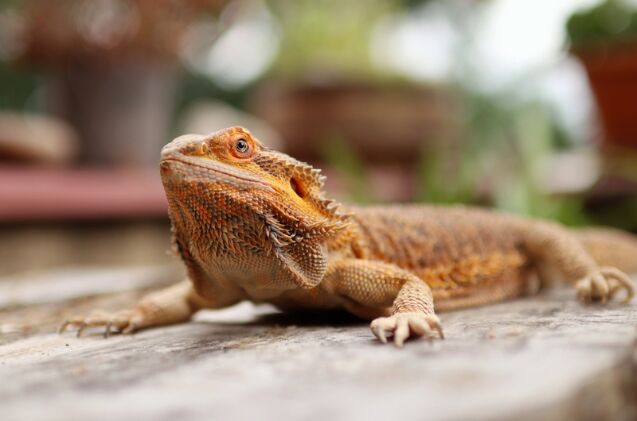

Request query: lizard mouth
[{"left": 161, "top": 155, "right": 274, "bottom": 191}]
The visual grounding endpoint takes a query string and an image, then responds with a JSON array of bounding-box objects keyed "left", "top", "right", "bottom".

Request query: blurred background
[{"left": 1, "top": 0, "right": 637, "bottom": 276}]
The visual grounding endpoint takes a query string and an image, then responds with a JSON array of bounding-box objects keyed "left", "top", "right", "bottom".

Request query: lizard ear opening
[
  {"left": 278, "top": 241, "right": 328, "bottom": 289},
  {"left": 290, "top": 177, "right": 306, "bottom": 198}
]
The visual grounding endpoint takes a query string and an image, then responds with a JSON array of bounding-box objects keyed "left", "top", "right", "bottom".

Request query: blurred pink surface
[{"left": 0, "top": 167, "right": 168, "bottom": 221}]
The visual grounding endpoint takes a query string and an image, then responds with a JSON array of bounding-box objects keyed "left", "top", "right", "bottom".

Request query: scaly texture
[{"left": 61, "top": 127, "right": 637, "bottom": 346}]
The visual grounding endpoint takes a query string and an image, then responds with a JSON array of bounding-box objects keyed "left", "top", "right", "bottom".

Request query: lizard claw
[
  {"left": 575, "top": 266, "right": 635, "bottom": 305},
  {"left": 59, "top": 309, "right": 141, "bottom": 338},
  {"left": 370, "top": 312, "right": 443, "bottom": 347}
]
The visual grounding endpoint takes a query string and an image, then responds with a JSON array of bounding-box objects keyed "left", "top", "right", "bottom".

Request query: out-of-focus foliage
[
  {"left": 326, "top": 90, "right": 588, "bottom": 226},
  {"left": 417, "top": 91, "right": 588, "bottom": 226},
  {"left": 0, "top": 0, "right": 242, "bottom": 114},
  {"left": 566, "top": 0, "right": 637, "bottom": 49},
  {"left": 266, "top": 0, "right": 398, "bottom": 81},
  {"left": 0, "top": 62, "right": 40, "bottom": 111},
  {"left": 0, "top": 0, "right": 626, "bottom": 229},
  {"left": 1, "top": 0, "right": 228, "bottom": 64},
  {"left": 318, "top": 0, "right": 589, "bottom": 226},
  {"left": 0, "top": 0, "right": 20, "bottom": 9}
]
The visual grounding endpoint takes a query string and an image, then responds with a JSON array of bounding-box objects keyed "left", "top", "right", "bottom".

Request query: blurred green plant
[
  {"left": 0, "top": 0, "right": 21, "bottom": 10},
  {"left": 491, "top": 102, "right": 588, "bottom": 225},
  {"left": 418, "top": 90, "right": 589, "bottom": 226},
  {"left": 413, "top": 0, "right": 589, "bottom": 226},
  {"left": 266, "top": 0, "right": 402, "bottom": 81},
  {"left": 2, "top": 0, "right": 228, "bottom": 64},
  {"left": 566, "top": 0, "right": 637, "bottom": 50},
  {"left": 323, "top": 85, "right": 589, "bottom": 226},
  {"left": 314, "top": 0, "right": 591, "bottom": 226},
  {"left": 0, "top": 62, "right": 41, "bottom": 112}
]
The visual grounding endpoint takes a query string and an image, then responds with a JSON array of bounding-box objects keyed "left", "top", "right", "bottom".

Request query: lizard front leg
[
  {"left": 517, "top": 220, "right": 635, "bottom": 304},
  {"left": 324, "top": 259, "right": 442, "bottom": 347},
  {"left": 60, "top": 280, "right": 238, "bottom": 337}
]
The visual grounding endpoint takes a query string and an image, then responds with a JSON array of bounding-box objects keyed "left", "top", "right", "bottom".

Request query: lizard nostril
[
  {"left": 197, "top": 142, "right": 209, "bottom": 156},
  {"left": 186, "top": 142, "right": 209, "bottom": 157},
  {"left": 160, "top": 161, "right": 172, "bottom": 175}
]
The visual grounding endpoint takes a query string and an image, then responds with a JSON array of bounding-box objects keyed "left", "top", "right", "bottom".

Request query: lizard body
[{"left": 62, "top": 127, "right": 637, "bottom": 346}]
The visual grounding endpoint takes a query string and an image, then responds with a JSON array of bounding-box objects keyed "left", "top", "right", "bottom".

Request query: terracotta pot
[
  {"left": 250, "top": 82, "right": 458, "bottom": 165},
  {"left": 576, "top": 44, "right": 637, "bottom": 148}
]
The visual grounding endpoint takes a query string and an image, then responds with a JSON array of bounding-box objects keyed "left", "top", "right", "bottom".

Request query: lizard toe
[
  {"left": 575, "top": 267, "right": 635, "bottom": 305},
  {"left": 601, "top": 267, "right": 635, "bottom": 304},
  {"left": 370, "top": 317, "right": 396, "bottom": 344},
  {"left": 370, "top": 312, "right": 443, "bottom": 347},
  {"left": 59, "top": 309, "right": 139, "bottom": 338}
]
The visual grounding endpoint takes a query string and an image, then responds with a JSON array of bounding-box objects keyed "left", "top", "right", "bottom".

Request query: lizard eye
[
  {"left": 235, "top": 138, "right": 249, "bottom": 153},
  {"left": 230, "top": 137, "right": 253, "bottom": 158}
]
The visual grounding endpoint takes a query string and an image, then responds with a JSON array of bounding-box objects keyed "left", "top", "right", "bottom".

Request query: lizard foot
[
  {"left": 370, "top": 312, "right": 444, "bottom": 347},
  {"left": 59, "top": 309, "right": 144, "bottom": 338},
  {"left": 575, "top": 267, "right": 635, "bottom": 305}
]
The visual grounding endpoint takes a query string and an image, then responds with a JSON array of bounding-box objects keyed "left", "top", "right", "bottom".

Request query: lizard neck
[{"left": 325, "top": 214, "right": 368, "bottom": 260}]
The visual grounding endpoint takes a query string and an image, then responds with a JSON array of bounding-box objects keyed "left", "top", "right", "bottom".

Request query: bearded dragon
[{"left": 61, "top": 127, "right": 637, "bottom": 346}]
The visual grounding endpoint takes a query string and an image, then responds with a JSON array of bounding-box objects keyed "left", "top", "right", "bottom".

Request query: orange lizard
[{"left": 61, "top": 127, "right": 637, "bottom": 346}]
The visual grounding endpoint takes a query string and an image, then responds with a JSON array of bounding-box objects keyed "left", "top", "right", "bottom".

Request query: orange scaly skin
[{"left": 61, "top": 127, "right": 637, "bottom": 346}]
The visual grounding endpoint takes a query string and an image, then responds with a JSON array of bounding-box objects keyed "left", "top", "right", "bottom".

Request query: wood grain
[{"left": 1, "top": 267, "right": 637, "bottom": 421}]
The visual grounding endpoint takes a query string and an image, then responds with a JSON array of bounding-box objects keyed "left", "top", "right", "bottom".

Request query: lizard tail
[{"left": 574, "top": 227, "right": 637, "bottom": 274}]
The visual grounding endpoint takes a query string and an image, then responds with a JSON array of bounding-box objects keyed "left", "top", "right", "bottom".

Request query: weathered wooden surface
[{"left": 1, "top": 267, "right": 637, "bottom": 421}]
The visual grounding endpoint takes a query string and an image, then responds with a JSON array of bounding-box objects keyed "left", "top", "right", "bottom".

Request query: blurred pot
[
  {"left": 576, "top": 45, "right": 637, "bottom": 149},
  {"left": 250, "top": 81, "right": 457, "bottom": 164},
  {"left": 46, "top": 59, "right": 176, "bottom": 167}
]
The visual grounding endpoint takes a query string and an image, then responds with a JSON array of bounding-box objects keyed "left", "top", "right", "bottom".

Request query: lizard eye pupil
[{"left": 235, "top": 139, "right": 249, "bottom": 153}]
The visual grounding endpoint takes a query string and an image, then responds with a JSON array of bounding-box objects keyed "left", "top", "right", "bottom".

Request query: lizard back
[{"left": 347, "top": 205, "right": 532, "bottom": 303}]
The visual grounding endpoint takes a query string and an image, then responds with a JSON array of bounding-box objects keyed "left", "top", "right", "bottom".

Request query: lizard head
[{"left": 160, "top": 126, "right": 350, "bottom": 290}]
